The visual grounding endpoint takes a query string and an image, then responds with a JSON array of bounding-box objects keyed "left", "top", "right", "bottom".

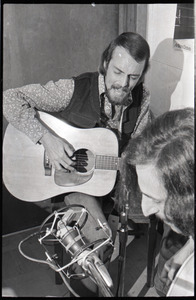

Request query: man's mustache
[{"left": 109, "top": 85, "right": 130, "bottom": 93}]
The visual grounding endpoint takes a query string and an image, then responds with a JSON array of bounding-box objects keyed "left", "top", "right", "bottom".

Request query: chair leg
[{"left": 146, "top": 214, "right": 158, "bottom": 287}]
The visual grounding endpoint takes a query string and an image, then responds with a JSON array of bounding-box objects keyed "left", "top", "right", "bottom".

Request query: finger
[
  {"left": 53, "top": 158, "right": 75, "bottom": 171},
  {"left": 53, "top": 160, "right": 63, "bottom": 171},
  {"left": 62, "top": 152, "right": 76, "bottom": 168},
  {"left": 161, "top": 270, "right": 171, "bottom": 286},
  {"left": 161, "top": 262, "right": 170, "bottom": 276},
  {"left": 59, "top": 159, "right": 75, "bottom": 171},
  {"left": 160, "top": 263, "right": 171, "bottom": 284},
  {"left": 168, "top": 269, "right": 175, "bottom": 282},
  {"left": 161, "top": 268, "right": 168, "bottom": 280},
  {"left": 63, "top": 142, "right": 75, "bottom": 158},
  {"left": 166, "top": 271, "right": 174, "bottom": 287},
  {"left": 161, "top": 262, "right": 180, "bottom": 287},
  {"left": 166, "top": 278, "right": 172, "bottom": 286}
]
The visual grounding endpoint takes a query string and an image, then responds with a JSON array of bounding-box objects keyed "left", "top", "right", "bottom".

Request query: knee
[
  {"left": 64, "top": 192, "right": 106, "bottom": 222},
  {"left": 64, "top": 192, "right": 97, "bottom": 207}
]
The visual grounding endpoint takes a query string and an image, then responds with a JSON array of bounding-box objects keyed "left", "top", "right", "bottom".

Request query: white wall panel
[{"left": 145, "top": 4, "right": 194, "bottom": 116}]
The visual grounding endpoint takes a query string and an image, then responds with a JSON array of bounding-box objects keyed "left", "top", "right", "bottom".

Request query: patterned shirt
[{"left": 3, "top": 74, "right": 151, "bottom": 144}]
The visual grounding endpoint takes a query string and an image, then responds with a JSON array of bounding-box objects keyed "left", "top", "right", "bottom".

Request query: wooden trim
[
  {"left": 119, "top": 4, "right": 128, "bottom": 34},
  {"left": 136, "top": 4, "right": 147, "bottom": 39},
  {"left": 118, "top": 4, "right": 147, "bottom": 39}
]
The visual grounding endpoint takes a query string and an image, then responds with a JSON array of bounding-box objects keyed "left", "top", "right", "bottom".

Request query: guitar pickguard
[
  {"left": 54, "top": 169, "right": 93, "bottom": 187},
  {"left": 54, "top": 148, "right": 95, "bottom": 186}
]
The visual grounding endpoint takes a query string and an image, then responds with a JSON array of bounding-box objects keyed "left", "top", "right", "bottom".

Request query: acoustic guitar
[{"left": 3, "top": 111, "right": 120, "bottom": 202}]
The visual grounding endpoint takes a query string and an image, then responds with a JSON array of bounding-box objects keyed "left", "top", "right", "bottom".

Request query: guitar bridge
[{"left": 44, "top": 151, "right": 52, "bottom": 176}]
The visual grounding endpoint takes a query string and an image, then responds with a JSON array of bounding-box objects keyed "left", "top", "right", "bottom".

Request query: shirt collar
[{"left": 98, "top": 73, "right": 106, "bottom": 95}]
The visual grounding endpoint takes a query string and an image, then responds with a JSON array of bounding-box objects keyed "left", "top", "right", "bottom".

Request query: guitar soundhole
[{"left": 73, "top": 148, "right": 95, "bottom": 173}]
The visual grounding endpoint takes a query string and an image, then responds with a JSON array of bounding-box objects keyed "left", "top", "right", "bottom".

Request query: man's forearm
[{"left": 3, "top": 79, "right": 74, "bottom": 143}]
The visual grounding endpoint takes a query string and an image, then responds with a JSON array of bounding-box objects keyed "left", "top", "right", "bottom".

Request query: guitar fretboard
[{"left": 95, "top": 155, "right": 121, "bottom": 170}]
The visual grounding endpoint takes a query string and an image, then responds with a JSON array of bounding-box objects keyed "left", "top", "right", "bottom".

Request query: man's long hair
[
  {"left": 99, "top": 32, "right": 150, "bottom": 84},
  {"left": 118, "top": 108, "right": 194, "bottom": 237}
]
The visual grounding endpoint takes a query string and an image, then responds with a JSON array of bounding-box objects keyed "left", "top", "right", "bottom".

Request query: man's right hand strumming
[{"left": 40, "top": 132, "right": 76, "bottom": 171}]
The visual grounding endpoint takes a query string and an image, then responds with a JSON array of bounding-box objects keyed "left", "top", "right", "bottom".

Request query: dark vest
[
  {"left": 59, "top": 72, "right": 100, "bottom": 128},
  {"left": 58, "top": 72, "right": 143, "bottom": 151}
]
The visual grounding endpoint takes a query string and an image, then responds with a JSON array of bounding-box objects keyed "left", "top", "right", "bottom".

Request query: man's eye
[
  {"left": 153, "top": 199, "right": 162, "bottom": 204},
  {"left": 130, "top": 76, "right": 139, "bottom": 81},
  {"left": 114, "top": 71, "right": 121, "bottom": 75}
]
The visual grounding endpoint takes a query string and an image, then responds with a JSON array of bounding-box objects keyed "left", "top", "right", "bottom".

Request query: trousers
[{"left": 64, "top": 192, "right": 114, "bottom": 297}]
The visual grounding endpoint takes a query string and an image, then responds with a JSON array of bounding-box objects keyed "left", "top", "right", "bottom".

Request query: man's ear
[{"left": 103, "top": 60, "right": 107, "bottom": 71}]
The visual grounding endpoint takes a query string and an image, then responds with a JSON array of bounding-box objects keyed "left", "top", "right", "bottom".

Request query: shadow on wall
[{"left": 149, "top": 38, "right": 184, "bottom": 117}]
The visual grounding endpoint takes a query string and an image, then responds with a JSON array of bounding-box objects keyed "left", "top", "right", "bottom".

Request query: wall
[
  {"left": 3, "top": 3, "right": 119, "bottom": 89},
  {"left": 145, "top": 4, "right": 194, "bottom": 117}
]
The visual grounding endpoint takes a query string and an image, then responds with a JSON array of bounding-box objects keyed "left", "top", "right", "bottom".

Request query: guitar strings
[
  {"left": 72, "top": 154, "right": 119, "bottom": 170},
  {"left": 72, "top": 156, "right": 113, "bottom": 160}
]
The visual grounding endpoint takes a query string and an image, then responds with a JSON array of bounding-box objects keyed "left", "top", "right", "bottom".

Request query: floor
[{"left": 2, "top": 201, "right": 161, "bottom": 297}]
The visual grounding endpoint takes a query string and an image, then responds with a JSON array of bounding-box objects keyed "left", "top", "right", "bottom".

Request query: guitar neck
[{"left": 95, "top": 155, "right": 121, "bottom": 170}]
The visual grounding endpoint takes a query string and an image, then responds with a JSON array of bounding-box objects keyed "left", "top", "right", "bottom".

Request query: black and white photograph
[{"left": 2, "top": 2, "right": 195, "bottom": 297}]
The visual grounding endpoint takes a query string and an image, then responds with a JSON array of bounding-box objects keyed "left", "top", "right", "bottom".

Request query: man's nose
[
  {"left": 119, "top": 75, "right": 129, "bottom": 88},
  {"left": 141, "top": 195, "right": 159, "bottom": 217}
]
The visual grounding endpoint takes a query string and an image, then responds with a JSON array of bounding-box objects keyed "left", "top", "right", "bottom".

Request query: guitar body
[{"left": 3, "top": 112, "right": 119, "bottom": 202}]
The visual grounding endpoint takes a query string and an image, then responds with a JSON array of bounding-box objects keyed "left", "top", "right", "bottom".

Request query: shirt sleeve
[{"left": 3, "top": 79, "right": 75, "bottom": 144}]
